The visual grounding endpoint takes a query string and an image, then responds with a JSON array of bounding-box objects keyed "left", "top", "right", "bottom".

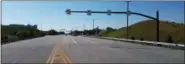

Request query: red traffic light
[{"left": 66, "top": 9, "right": 71, "bottom": 15}]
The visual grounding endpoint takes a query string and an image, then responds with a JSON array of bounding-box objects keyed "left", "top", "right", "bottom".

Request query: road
[{"left": 2, "top": 35, "right": 184, "bottom": 63}]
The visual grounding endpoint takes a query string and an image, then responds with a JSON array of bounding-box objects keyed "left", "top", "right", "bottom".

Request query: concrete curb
[{"left": 98, "top": 37, "right": 185, "bottom": 50}]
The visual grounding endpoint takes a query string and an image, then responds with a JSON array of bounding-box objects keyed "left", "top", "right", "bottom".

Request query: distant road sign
[
  {"left": 127, "top": 10, "right": 131, "bottom": 16},
  {"left": 66, "top": 9, "right": 71, "bottom": 15},
  {"left": 87, "top": 10, "right": 91, "bottom": 15},
  {"left": 107, "top": 10, "right": 111, "bottom": 15}
]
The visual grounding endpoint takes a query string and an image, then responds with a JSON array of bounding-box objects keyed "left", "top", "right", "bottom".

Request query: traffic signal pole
[
  {"left": 93, "top": 19, "right": 95, "bottom": 30},
  {"left": 126, "top": 1, "right": 130, "bottom": 39},
  {"left": 156, "top": 10, "right": 159, "bottom": 42},
  {"left": 66, "top": 2, "right": 160, "bottom": 42}
]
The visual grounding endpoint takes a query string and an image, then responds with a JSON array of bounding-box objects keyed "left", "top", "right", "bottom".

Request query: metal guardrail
[{"left": 102, "top": 37, "right": 185, "bottom": 48}]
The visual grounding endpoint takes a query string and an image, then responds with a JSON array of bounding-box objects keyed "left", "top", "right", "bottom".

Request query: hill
[{"left": 100, "top": 20, "right": 185, "bottom": 44}]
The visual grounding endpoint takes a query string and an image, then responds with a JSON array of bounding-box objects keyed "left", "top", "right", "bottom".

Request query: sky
[{"left": 2, "top": 1, "right": 184, "bottom": 32}]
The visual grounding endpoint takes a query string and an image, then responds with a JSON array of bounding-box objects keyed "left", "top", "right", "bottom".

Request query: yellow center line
[
  {"left": 46, "top": 43, "right": 57, "bottom": 63},
  {"left": 62, "top": 55, "right": 67, "bottom": 63},
  {"left": 46, "top": 40, "right": 72, "bottom": 64},
  {"left": 50, "top": 44, "right": 59, "bottom": 63},
  {"left": 61, "top": 45, "right": 72, "bottom": 63}
]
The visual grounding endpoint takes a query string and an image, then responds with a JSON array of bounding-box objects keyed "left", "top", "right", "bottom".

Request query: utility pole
[
  {"left": 96, "top": 26, "right": 100, "bottom": 36},
  {"left": 93, "top": 19, "right": 95, "bottom": 35},
  {"left": 83, "top": 24, "right": 85, "bottom": 31},
  {"left": 40, "top": 21, "right": 42, "bottom": 31},
  {"left": 92, "top": 19, "right": 98, "bottom": 36},
  {"left": 184, "top": 1, "right": 185, "bottom": 44},
  {"left": 156, "top": 9, "right": 159, "bottom": 42},
  {"left": 126, "top": 1, "right": 130, "bottom": 39},
  {"left": 92, "top": 19, "right": 95, "bottom": 30},
  {"left": 183, "top": 1, "right": 185, "bottom": 44},
  {"left": 83, "top": 24, "right": 85, "bottom": 35}
]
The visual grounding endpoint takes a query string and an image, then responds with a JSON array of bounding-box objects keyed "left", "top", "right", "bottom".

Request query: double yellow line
[
  {"left": 60, "top": 45, "right": 72, "bottom": 63},
  {"left": 46, "top": 42, "right": 72, "bottom": 64},
  {"left": 46, "top": 43, "right": 57, "bottom": 63}
]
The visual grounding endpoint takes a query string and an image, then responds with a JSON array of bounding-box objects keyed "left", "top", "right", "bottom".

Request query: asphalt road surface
[{"left": 2, "top": 35, "right": 184, "bottom": 63}]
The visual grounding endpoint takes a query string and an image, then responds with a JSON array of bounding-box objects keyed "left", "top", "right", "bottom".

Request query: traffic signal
[
  {"left": 87, "top": 10, "right": 91, "bottom": 15},
  {"left": 66, "top": 9, "right": 71, "bottom": 15},
  {"left": 127, "top": 10, "right": 131, "bottom": 16},
  {"left": 107, "top": 10, "right": 111, "bottom": 15}
]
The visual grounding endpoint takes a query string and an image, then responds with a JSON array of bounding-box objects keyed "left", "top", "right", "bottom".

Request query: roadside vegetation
[
  {"left": 69, "top": 27, "right": 101, "bottom": 36},
  {"left": 1, "top": 24, "right": 64, "bottom": 44},
  {"left": 100, "top": 20, "right": 185, "bottom": 44}
]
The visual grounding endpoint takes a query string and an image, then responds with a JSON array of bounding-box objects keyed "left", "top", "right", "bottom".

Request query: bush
[
  {"left": 1, "top": 35, "right": 8, "bottom": 43},
  {"left": 1, "top": 24, "right": 47, "bottom": 44},
  {"left": 47, "top": 29, "right": 58, "bottom": 35},
  {"left": 40, "top": 32, "right": 46, "bottom": 36},
  {"left": 7, "top": 35, "right": 19, "bottom": 42},
  {"left": 140, "top": 37, "right": 144, "bottom": 41},
  {"left": 166, "top": 35, "right": 173, "bottom": 43},
  {"left": 131, "top": 36, "right": 135, "bottom": 40}
]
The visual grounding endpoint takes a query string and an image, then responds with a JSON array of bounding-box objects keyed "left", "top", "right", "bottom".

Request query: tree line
[
  {"left": 70, "top": 26, "right": 175, "bottom": 44},
  {"left": 69, "top": 27, "right": 102, "bottom": 36},
  {"left": 1, "top": 24, "right": 64, "bottom": 44},
  {"left": 2, "top": 23, "right": 177, "bottom": 44}
]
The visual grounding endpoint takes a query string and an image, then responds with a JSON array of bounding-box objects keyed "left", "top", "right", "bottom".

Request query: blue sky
[{"left": 2, "top": 1, "right": 184, "bottom": 31}]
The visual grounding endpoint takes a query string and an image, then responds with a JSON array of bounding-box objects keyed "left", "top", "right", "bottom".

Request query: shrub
[
  {"left": 166, "top": 35, "right": 173, "bottom": 43},
  {"left": 47, "top": 29, "right": 58, "bottom": 35},
  {"left": 140, "top": 37, "right": 144, "bottom": 41},
  {"left": 1, "top": 35, "right": 8, "bottom": 43},
  {"left": 7, "top": 35, "right": 19, "bottom": 42},
  {"left": 131, "top": 36, "right": 135, "bottom": 40}
]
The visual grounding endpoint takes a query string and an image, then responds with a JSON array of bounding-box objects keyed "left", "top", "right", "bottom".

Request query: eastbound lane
[
  {"left": 61, "top": 35, "right": 184, "bottom": 63},
  {"left": 2, "top": 35, "right": 184, "bottom": 63}
]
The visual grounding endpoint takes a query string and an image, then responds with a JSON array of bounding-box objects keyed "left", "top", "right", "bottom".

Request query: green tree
[
  {"left": 16, "top": 30, "right": 29, "bottom": 39},
  {"left": 47, "top": 29, "right": 58, "bottom": 35}
]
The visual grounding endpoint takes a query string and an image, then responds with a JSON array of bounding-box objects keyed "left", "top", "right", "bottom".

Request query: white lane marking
[
  {"left": 80, "top": 37, "right": 92, "bottom": 44},
  {"left": 72, "top": 39, "right": 78, "bottom": 44}
]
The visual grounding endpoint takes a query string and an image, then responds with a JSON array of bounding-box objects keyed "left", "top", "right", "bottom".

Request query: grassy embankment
[{"left": 100, "top": 20, "right": 185, "bottom": 44}]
